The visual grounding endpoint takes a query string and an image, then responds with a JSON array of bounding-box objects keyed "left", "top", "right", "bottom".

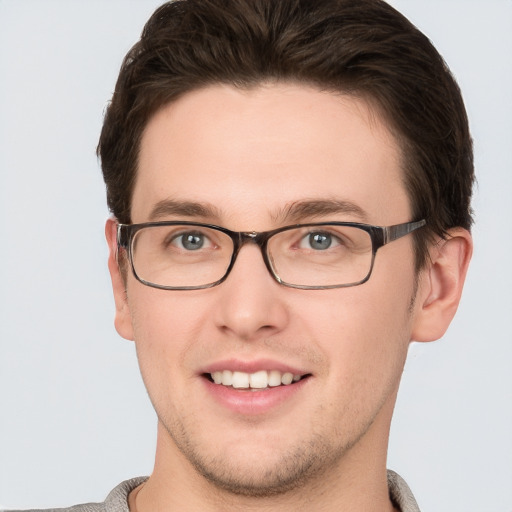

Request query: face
[{"left": 110, "top": 84, "right": 424, "bottom": 495}]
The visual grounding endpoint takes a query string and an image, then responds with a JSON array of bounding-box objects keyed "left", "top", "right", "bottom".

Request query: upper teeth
[{"left": 211, "top": 370, "right": 302, "bottom": 389}]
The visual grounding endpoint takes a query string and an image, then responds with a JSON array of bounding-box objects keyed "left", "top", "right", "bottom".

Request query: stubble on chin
[{"left": 161, "top": 415, "right": 365, "bottom": 499}]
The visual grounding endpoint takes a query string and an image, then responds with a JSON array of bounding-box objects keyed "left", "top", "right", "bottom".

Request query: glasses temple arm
[{"left": 383, "top": 219, "right": 426, "bottom": 244}]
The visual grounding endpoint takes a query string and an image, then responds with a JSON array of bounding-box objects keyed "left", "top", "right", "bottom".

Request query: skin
[{"left": 106, "top": 83, "right": 472, "bottom": 511}]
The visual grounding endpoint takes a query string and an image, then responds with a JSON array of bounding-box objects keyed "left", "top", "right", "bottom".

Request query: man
[{"left": 12, "top": 0, "right": 473, "bottom": 510}]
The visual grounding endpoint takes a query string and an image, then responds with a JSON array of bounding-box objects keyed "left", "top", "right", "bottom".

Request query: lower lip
[{"left": 202, "top": 376, "right": 309, "bottom": 416}]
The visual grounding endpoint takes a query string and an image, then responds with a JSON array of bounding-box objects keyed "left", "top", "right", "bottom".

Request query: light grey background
[{"left": 0, "top": 1, "right": 511, "bottom": 510}]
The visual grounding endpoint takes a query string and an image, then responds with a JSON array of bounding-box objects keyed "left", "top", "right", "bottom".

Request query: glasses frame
[{"left": 117, "top": 219, "right": 426, "bottom": 291}]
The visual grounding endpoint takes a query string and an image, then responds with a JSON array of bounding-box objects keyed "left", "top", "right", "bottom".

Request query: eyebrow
[
  {"left": 148, "top": 199, "right": 222, "bottom": 221},
  {"left": 148, "top": 198, "right": 368, "bottom": 225},
  {"left": 274, "top": 199, "right": 369, "bottom": 223}
]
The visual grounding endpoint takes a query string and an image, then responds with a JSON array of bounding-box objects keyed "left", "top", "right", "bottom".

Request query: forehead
[{"left": 133, "top": 83, "right": 409, "bottom": 226}]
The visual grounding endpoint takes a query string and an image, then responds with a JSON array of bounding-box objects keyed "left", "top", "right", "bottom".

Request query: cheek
[
  {"left": 294, "top": 267, "right": 414, "bottom": 385},
  {"left": 129, "top": 285, "right": 208, "bottom": 342},
  {"left": 284, "top": 287, "right": 412, "bottom": 440},
  {"left": 127, "top": 289, "right": 209, "bottom": 400}
]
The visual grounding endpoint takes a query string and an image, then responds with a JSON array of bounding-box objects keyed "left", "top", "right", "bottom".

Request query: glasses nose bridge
[
  {"left": 230, "top": 230, "right": 272, "bottom": 270},
  {"left": 236, "top": 230, "right": 267, "bottom": 253}
]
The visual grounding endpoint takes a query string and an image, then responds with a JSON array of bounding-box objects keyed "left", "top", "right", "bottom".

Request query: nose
[{"left": 213, "top": 243, "right": 289, "bottom": 341}]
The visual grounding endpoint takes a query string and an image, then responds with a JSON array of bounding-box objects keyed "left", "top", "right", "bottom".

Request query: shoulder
[
  {"left": 2, "top": 477, "right": 148, "bottom": 512},
  {"left": 387, "top": 469, "right": 421, "bottom": 512}
]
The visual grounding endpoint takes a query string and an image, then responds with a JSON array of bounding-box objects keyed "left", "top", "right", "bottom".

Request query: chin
[
  {"left": 192, "top": 452, "right": 324, "bottom": 497},
  {"left": 168, "top": 422, "right": 354, "bottom": 497}
]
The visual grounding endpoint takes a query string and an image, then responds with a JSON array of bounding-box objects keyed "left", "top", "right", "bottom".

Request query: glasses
[{"left": 117, "top": 219, "right": 426, "bottom": 290}]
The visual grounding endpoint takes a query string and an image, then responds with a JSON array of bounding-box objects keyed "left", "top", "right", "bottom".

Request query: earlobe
[
  {"left": 411, "top": 228, "right": 473, "bottom": 342},
  {"left": 105, "top": 218, "right": 135, "bottom": 341}
]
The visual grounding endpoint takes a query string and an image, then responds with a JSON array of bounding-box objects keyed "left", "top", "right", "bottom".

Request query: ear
[
  {"left": 105, "top": 218, "right": 135, "bottom": 341},
  {"left": 411, "top": 228, "right": 473, "bottom": 342}
]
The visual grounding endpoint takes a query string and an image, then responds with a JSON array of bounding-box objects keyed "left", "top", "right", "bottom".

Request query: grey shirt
[{"left": 6, "top": 470, "right": 420, "bottom": 511}]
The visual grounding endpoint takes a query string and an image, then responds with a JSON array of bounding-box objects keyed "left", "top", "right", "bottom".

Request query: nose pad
[{"left": 213, "top": 244, "right": 289, "bottom": 341}]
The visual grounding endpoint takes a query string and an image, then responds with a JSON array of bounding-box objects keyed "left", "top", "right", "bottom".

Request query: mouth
[{"left": 204, "top": 370, "right": 310, "bottom": 390}]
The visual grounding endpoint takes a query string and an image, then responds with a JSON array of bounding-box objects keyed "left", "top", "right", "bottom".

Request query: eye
[
  {"left": 170, "top": 231, "right": 212, "bottom": 251},
  {"left": 299, "top": 231, "right": 340, "bottom": 251}
]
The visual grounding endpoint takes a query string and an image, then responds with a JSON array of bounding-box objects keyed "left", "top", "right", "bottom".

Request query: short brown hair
[{"left": 98, "top": 0, "right": 474, "bottom": 269}]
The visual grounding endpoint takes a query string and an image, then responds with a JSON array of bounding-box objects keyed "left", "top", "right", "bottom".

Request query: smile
[{"left": 209, "top": 370, "right": 306, "bottom": 389}]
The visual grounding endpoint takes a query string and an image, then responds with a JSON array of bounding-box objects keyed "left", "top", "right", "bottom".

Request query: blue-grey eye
[
  {"left": 302, "top": 232, "right": 333, "bottom": 250},
  {"left": 177, "top": 232, "right": 206, "bottom": 250}
]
